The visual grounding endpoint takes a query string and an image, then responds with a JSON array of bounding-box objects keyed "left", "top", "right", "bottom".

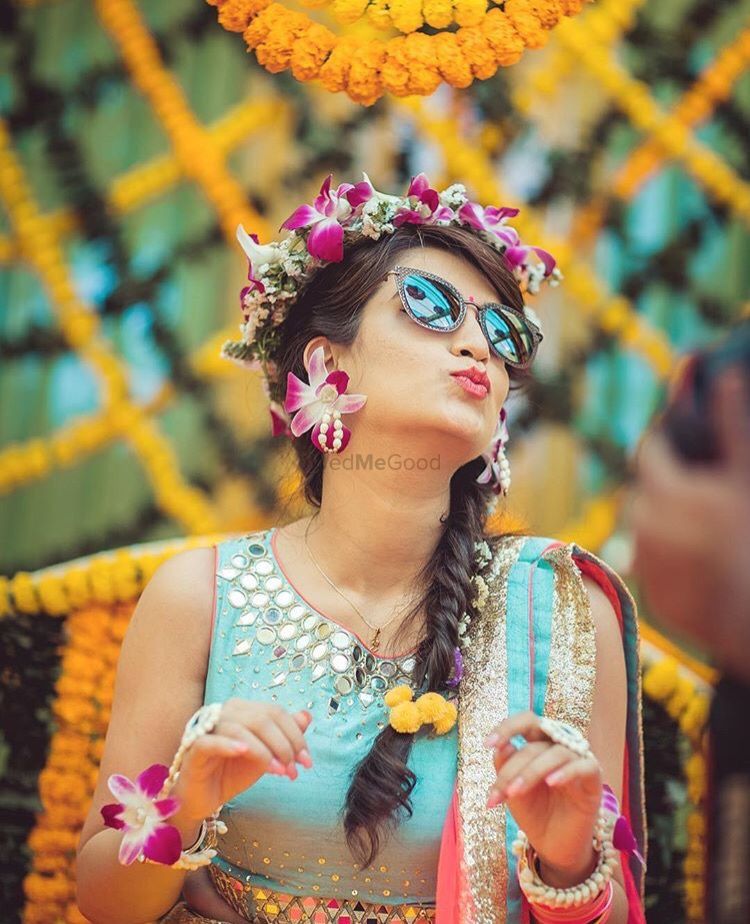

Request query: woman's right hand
[{"left": 171, "top": 698, "right": 313, "bottom": 823}]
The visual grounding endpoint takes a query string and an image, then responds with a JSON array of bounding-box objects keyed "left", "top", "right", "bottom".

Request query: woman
[{"left": 75, "top": 173, "right": 646, "bottom": 924}]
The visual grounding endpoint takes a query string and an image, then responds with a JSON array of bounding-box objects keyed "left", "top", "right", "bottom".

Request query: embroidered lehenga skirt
[{"left": 157, "top": 863, "right": 437, "bottom": 923}]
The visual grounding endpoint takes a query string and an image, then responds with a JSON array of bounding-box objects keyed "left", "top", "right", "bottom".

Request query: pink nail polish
[
  {"left": 297, "top": 748, "right": 313, "bottom": 768},
  {"left": 484, "top": 733, "right": 500, "bottom": 748},
  {"left": 286, "top": 762, "right": 298, "bottom": 780},
  {"left": 506, "top": 776, "right": 525, "bottom": 797},
  {"left": 545, "top": 769, "right": 564, "bottom": 786},
  {"left": 486, "top": 791, "right": 503, "bottom": 809},
  {"left": 268, "top": 758, "right": 286, "bottom": 775}
]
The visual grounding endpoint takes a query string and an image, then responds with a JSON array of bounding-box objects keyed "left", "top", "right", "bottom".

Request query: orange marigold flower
[
  {"left": 453, "top": 0, "right": 486, "bottom": 28},
  {"left": 480, "top": 9, "right": 526, "bottom": 66},
  {"left": 347, "top": 41, "right": 387, "bottom": 106},
  {"left": 389, "top": 0, "right": 424, "bottom": 33},
  {"left": 319, "top": 36, "right": 363, "bottom": 93},
  {"left": 456, "top": 25, "right": 498, "bottom": 79},
  {"left": 433, "top": 32, "right": 474, "bottom": 87},
  {"left": 218, "top": 0, "right": 268, "bottom": 30},
  {"left": 23, "top": 871, "right": 73, "bottom": 903},
  {"left": 289, "top": 23, "right": 337, "bottom": 81},
  {"left": 422, "top": 0, "right": 453, "bottom": 29}
]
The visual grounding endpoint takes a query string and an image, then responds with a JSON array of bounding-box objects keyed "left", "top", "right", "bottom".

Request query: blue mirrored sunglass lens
[
  {"left": 402, "top": 274, "right": 461, "bottom": 330},
  {"left": 484, "top": 307, "right": 534, "bottom": 364}
]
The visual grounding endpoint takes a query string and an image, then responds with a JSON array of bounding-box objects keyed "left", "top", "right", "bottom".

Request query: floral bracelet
[{"left": 100, "top": 703, "right": 227, "bottom": 868}]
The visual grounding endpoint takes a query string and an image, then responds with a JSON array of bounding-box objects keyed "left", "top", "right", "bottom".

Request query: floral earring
[
  {"left": 283, "top": 345, "right": 368, "bottom": 453},
  {"left": 477, "top": 407, "right": 511, "bottom": 497}
]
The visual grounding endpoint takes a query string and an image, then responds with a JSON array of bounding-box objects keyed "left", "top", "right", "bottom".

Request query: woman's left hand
[{"left": 485, "top": 710, "right": 602, "bottom": 883}]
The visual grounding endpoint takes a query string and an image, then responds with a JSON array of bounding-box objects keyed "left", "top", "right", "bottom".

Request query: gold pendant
[{"left": 371, "top": 627, "right": 381, "bottom": 651}]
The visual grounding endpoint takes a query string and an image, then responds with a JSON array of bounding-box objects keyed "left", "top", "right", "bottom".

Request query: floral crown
[{"left": 220, "top": 171, "right": 561, "bottom": 397}]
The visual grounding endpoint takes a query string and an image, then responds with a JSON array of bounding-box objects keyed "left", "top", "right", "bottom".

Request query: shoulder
[{"left": 133, "top": 546, "right": 216, "bottom": 637}]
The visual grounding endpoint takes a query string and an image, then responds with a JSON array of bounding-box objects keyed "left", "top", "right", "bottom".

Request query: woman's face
[{"left": 306, "top": 245, "right": 511, "bottom": 468}]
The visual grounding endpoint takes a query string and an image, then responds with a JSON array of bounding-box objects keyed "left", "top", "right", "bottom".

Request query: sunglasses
[{"left": 384, "top": 265, "right": 542, "bottom": 369}]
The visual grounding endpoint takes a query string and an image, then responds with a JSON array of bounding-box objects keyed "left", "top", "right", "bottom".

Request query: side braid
[{"left": 342, "top": 467, "right": 489, "bottom": 868}]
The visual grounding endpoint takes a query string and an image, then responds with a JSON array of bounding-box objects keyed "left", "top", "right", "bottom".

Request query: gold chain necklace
[{"left": 302, "top": 517, "right": 413, "bottom": 653}]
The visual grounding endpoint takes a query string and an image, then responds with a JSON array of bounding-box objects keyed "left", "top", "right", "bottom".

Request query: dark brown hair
[{"left": 273, "top": 223, "right": 529, "bottom": 867}]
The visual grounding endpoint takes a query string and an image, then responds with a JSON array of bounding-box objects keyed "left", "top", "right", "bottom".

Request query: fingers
[
  {"left": 484, "top": 710, "right": 553, "bottom": 750},
  {"left": 194, "top": 724, "right": 272, "bottom": 767},
  {"left": 542, "top": 756, "right": 601, "bottom": 789},
  {"left": 487, "top": 743, "right": 574, "bottom": 807},
  {"left": 274, "top": 709, "right": 313, "bottom": 768},
  {"left": 190, "top": 733, "right": 252, "bottom": 758}
]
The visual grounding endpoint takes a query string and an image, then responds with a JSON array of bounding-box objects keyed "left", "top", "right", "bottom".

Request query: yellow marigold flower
[
  {"left": 319, "top": 36, "right": 363, "bottom": 92},
  {"left": 331, "top": 0, "right": 369, "bottom": 24},
  {"left": 433, "top": 699, "right": 458, "bottom": 735},
  {"left": 480, "top": 9, "right": 525, "bottom": 66},
  {"left": 457, "top": 25, "right": 498, "bottom": 79},
  {"left": 347, "top": 40, "right": 387, "bottom": 106},
  {"left": 62, "top": 568, "right": 90, "bottom": 609},
  {"left": 366, "top": 0, "right": 393, "bottom": 30},
  {"left": 680, "top": 692, "right": 710, "bottom": 741},
  {"left": 290, "top": 23, "right": 337, "bottom": 81},
  {"left": 526, "top": 0, "right": 563, "bottom": 28},
  {"left": 434, "top": 32, "right": 474, "bottom": 87},
  {"left": 10, "top": 572, "right": 40, "bottom": 614},
  {"left": 415, "top": 692, "right": 447, "bottom": 723},
  {"left": 390, "top": 701, "right": 423, "bottom": 733},
  {"left": 37, "top": 575, "right": 69, "bottom": 616},
  {"left": 384, "top": 684, "right": 414, "bottom": 707},
  {"left": 665, "top": 675, "right": 695, "bottom": 720},
  {"left": 642, "top": 657, "right": 679, "bottom": 702},
  {"left": 422, "top": 0, "right": 452, "bottom": 28},
  {"left": 503, "top": 0, "right": 549, "bottom": 49},
  {"left": 453, "top": 0, "right": 486, "bottom": 28},
  {"left": 390, "top": 0, "right": 424, "bottom": 33}
]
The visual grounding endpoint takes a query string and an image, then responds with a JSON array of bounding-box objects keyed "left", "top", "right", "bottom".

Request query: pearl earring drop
[{"left": 317, "top": 409, "right": 344, "bottom": 453}]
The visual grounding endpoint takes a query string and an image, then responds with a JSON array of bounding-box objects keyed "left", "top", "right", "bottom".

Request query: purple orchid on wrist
[{"left": 100, "top": 763, "right": 183, "bottom": 865}]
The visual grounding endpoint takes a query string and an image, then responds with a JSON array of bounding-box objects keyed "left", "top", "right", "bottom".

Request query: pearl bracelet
[{"left": 512, "top": 803, "right": 619, "bottom": 909}]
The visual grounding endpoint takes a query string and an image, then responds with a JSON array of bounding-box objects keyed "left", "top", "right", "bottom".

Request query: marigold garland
[
  {"left": 207, "top": 0, "right": 593, "bottom": 104},
  {"left": 553, "top": 17, "right": 750, "bottom": 227},
  {"left": 0, "top": 534, "right": 231, "bottom": 620},
  {"left": 0, "top": 118, "right": 219, "bottom": 535},
  {"left": 642, "top": 654, "right": 711, "bottom": 923}
]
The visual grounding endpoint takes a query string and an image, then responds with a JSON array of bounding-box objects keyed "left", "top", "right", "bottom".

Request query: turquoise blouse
[{"left": 203, "top": 527, "right": 458, "bottom": 905}]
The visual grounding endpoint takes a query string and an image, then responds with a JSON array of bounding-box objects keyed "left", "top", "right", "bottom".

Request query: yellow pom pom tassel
[
  {"left": 386, "top": 687, "right": 458, "bottom": 735},
  {"left": 384, "top": 685, "right": 414, "bottom": 707},
  {"left": 433, "top": 700, "right": 458, "bottom": 735},
  {"left": 389, "top": 701, "right": 423, "bottom": 734},
  {"left": 415, "top": 692, "right": 447, "bottom": 724}
]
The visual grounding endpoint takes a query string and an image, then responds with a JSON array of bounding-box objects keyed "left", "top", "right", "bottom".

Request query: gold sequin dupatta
[{"left": 435, "top": 537, "right": 646, "bottom": 924}]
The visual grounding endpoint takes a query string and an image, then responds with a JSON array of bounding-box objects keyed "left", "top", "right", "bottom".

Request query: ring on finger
[{"left": 538, "top": 716, "right": 593, "bottom": 760}]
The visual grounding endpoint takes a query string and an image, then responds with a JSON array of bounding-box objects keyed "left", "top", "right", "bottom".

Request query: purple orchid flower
[
  {"left": 269, "top": 400, "right": 292, "bottom": 438},
  {"left": 283, "top": 345, "right": 367, "bottom": 452},
  {"left": 100, "top": 763, "right": 182, "bottom": 866},
  {"left": 457, "top": 201, "right": 520, "bottom": 238},
  {"left": 457, "top": 202, "right": 556, "bottom": 279},
  {"left": 280, "top": 174, "right": 372, "bottom": 263},
  {"left": 393, "top": 173, "right": 455, "bottom": 227},
  {"left": 476, "top": 407, "right": 510, "bottom": 495},
  {"left": 602, "top": 783, "right": 645, "bottom": 867}
]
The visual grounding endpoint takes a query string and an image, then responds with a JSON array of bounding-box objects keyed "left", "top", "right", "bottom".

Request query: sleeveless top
[
  {"left": 203, "top": 527, "right": 459, "bottom": 906},
  {"left": 201, "top": 528, "right": 646, "bottom": 921}
]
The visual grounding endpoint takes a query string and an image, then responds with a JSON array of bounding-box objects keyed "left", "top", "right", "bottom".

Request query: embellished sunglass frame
[{"left": 384, "top": 265, "right": 543, "bottom": 369}]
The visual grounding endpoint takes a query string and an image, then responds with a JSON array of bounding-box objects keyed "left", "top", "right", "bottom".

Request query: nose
[{"left": 451, "top": 302, "right": 490, "bottom": 363}]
